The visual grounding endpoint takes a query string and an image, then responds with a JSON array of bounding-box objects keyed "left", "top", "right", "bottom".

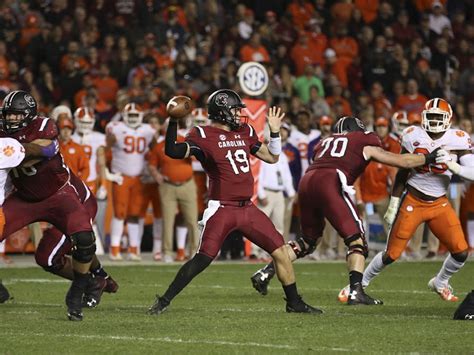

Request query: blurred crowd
[{"left": 0, "top": 0, "right": 473, "bottom": 261}]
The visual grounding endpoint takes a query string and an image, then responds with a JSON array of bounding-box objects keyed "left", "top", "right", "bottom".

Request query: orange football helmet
[
  {"left": 73, "top": 107, "right": 95, "bottom": 134},
  {"left": 422, "top": 98, "right": 452, "bottom": 133},
  {"left": 191, "top": 107, "right": 209, "bottom": 126},
  {"left": 408, "top": 112, "right": 422, "bottom": 125},
  {"left": 122, "top": 102, "right": 144, "bottom": 128}
]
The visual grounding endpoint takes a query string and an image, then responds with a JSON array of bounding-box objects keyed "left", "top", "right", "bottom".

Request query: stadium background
[{"left": 0, "top": 0, "right": 473, "bottom": 258}]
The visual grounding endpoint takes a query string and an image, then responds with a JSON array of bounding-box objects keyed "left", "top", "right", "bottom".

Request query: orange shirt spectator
[
  {"left": 287, "top": 0, "right": 315, "bottom": 30},
  {"left": 329, "top": 35, "right": 359, "bottom": 63},
  {"left": 395, "top": 94, "right": 428, "bottom": 115},
  {"left": 306, "top": 30, "right": 327, "bottom": 66},
  {"left": 60, "top": 54, "right": 89, "bottom": 73},
  {"left": 148, "top": 136, "right": 194, "bottom": 184},
  {"left": 92, "top": 67, "right": 119, "bottom": 104},
  {"left": 331, "top": 1, "right": 353, "bottom": 25},
  {"left": 372, "top": 97, "right": 392, "bottom": 118},
  {"left": 240, "top": 33, "right": 270, "bottom": 63},
  {"left": 381, "top": 134, "right": 401, "bottom": 154},
  {"left": 58, "top": 118, "right": 90, "bottom": 181},
  {"left": 413, "top": 0, "right": 447, "bottom": 12},
  {"left": 359, "top": 161, "right": 393, "bottom": 203},
  {"left": 354, "top": 0, "right": 379, "bottom": 24},
  {"left": 291, "top": 34, "right": 319, "bottom": 76}
]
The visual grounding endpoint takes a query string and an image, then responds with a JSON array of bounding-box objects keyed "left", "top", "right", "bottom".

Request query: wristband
[
  {"left": 270, "top": 131, "right": 280, "bottom": 138},
  {"left": 268, "top": 136, "right": 281, "bottom": 155}
]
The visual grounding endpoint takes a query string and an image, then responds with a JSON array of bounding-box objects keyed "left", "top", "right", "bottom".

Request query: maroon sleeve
[
  {"left": 36, "top": 118, "right": 58, "bottom": 140},
  {"left": 363, "top": 132, "right": 382, "bottom": 148},
  {"left": 185, "top": 126, "right": 206, "bottom": 162}
]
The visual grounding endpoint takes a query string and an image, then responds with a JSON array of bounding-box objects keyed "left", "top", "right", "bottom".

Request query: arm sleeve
[
  {"left": 0, "top": 138, "right": 26, "bottom": 169},
  {"left": 38, "top": 118, "right": 59, "bottom": 139},
  {"left": 457, "top": 154, "right": 474, "bottom": 181},
  {"left": 165, "top": 120, "right": 190, "bottom": 159}
]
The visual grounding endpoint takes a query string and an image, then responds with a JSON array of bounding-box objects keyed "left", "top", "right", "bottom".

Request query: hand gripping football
[{"left": 166, "top": 96, "right": 193, "bottom": 119}]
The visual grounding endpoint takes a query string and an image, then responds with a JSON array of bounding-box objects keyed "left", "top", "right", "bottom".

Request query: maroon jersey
[
  {"left": 308, "top": 131, "right": 381, "bottom": 185},
  {"left": 5, "top": 117, "right": 70, "bottom": 201},
  {"left": 186, "top": 124, "right": 261, "bottom": 201}
]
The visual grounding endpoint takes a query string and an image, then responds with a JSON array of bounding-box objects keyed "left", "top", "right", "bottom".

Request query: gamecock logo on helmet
[
  {"left": 215, "top": 93, "right": 228, "bottom": 107},
  {"left": 24, "top": 94, "right": 36, "bottom": 107}
]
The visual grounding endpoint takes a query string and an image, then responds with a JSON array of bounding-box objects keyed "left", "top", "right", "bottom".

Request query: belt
[
  {"left": 220, "top": 199, "right": 251, "bottom": 207},
  {"left": 264, "top": 187, "right": 283, "bottom": 193},
  {"left": 163, "top": 178, "right": 192, "bottom": 187},
  {"left": 407, "top": 185, "right": 443, "bottom": 202}
]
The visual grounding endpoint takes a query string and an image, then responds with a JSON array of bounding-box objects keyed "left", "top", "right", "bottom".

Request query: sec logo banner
[{"left": 237, "top": 62, "right": 268, "bottom": 97}]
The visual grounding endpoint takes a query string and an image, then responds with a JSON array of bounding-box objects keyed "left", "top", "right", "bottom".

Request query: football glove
[
  {"left": 105, "top": 168, "right": 123, "bottom": 185},
  {"left": 436, "top": 149, "right": 461, "bottom": 174}
]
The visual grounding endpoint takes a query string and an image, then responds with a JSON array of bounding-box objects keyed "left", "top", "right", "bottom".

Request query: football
[{"left": 166, "top": 95, "right": 193, "bottom": 119}]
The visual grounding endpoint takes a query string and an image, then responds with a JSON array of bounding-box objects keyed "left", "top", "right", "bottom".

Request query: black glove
[{"left": 424, "top": 147, "right": 440, "bottom": 165}]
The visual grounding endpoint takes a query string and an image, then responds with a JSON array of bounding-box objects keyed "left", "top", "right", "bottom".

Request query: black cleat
[
  {"left": 147, "top": 295, "right": 170, "bottom": 316},
  {"left": 0, "top": 280, "right": 11, "bottom": 303},
  {"left": 347, "top": 284, "right": 383, "bottom": 305},
  {"left": 66, "top": 278, "right": 88, "bottom": 321},
  {"left": 250, "top": 264, "right": 275, "bottom": 296},
  {"left": 82, "top": 275, "right": 107, "bottom": 308},
  {"left": 285, "top": 296, "right": 323, "bottom": 314},
  {"left": 104, "top": 276, "right": 119, "bottom": 293}
]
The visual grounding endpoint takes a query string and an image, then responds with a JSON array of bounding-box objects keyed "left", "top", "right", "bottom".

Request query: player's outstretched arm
[
  {"left": 255, "top": 106, "right": 285, "bottom": 164},
  {"left": 363, "top": 145, "right": 437, "bottom": 169},
  {"left": 164, "top": 119, "right": 190, "bottom": 159},
  {"left": 436, "top": 149, "right": 474, "bottom": 181}
]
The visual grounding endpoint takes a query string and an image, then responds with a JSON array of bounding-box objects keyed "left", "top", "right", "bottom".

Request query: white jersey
[
  {"left": 71, "top": 131, "right": 106, "bottom": 182},
  {"left": 106, "top": 121, "right": 156, "bottom": 177},
  {"left": 402, "top": 126, "right": 472, "bottom": 197},
  {"left": 288, "top": 128, "right": 321, "bottom": 173},
  {"left": 0, "top": 138, "right": 25, "bottom": 205}
]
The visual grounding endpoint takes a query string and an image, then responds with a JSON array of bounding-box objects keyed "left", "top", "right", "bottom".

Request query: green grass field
[{"left": 1, "top": 261, "right": 473, "bottom": 354}]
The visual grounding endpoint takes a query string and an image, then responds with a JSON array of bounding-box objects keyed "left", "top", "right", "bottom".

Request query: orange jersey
[
  {"left": 147, "top": 137, "right": 194, "bottom": 184},
  {"left": 59, "top": 140, "right": 90, "bottom": 181},
  {"left": 381, "top": 134, "right": 401, "bottom": 154},
  {"left": 395, "top": 94, "right": 428, "bottom": 115},
  {"left": 359, "top": 162, "right": 393, "bottom": 203}
]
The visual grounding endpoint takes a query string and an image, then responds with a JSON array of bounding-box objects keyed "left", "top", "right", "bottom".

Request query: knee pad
[
  {"left": 344, "top": 234, "right": 368, "bottom": 259},
  {"left": 288, "top": 236, "right": 317, "bottom": 259},
  {"left": 452, "top": 250, "right": 468, "bottom": 263},
  {"left": 71, "top": 231, "right": 96, "bottom": 263}
]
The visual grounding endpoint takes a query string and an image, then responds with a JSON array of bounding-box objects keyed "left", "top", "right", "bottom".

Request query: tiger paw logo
[{"left": 3, "top": 146, "right": 15, "bottom": 157}]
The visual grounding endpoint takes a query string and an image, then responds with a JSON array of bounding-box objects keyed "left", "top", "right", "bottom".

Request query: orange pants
[
  {"left": 112, "top": 176, "right": 145, "bottom": 219},
  {"left": 386, "top": 192, "right": 468, "bottom": 260},
  {"left": 139, "top": 183, "right": 161, "bottom": 218}
]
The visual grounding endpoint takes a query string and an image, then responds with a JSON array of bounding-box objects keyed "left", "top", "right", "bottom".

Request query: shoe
[
  {"left": 109, "top": 252, "right": 123, "bottom": 261},
  {"left": 163, "top": 255, "right": 174, "bottom": 263},
  {"left": 153, "top": 252, "right": 162, "bottom": 261},
  {"left": 128, "top": 253, "right": 142, "bottom": 261},
  {"left": 104, "top": 276, "right": 119, "bottom": 293},
  {"left": 0, "top": 280, "right": 11, "bottom": 303},
  {"left": 250, "top": 264, "right": 275, "bottom": 296},
  {"left": 66, "top": 278, "right": 88, "bottom": 321},
  {"left": 426, "top": 251, "right": 436, "bottom": 259},
  {"left": 337, "top": 284, "right": 350, "bottom": 303},
  {"left": 147, "top": 295, "right": 170, "bottom": 315},
  {"left": 82, "top": 275, "right": 107, "bottom": 308},
  {"left": 285, "top": 296, "right": 323, "bottom": 314},
  {"left": 175, "top": 249, "right": 186, "bottom": 262},
  {"left": 347, "top": 284, "right": 383, "bottom": 305},
  {"left": 428, "top": 277, "right": 459, "bottom": 302}
]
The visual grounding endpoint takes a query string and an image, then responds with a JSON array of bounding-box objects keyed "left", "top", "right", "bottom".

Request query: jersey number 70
[{"left": 318, "top": 137, "right": 348, "bottom": 158}]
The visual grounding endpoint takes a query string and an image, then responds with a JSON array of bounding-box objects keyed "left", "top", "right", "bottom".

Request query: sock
[
  {"left": 0, "top": 239, "right": 5, "bottom": 254},
  {"left": 163, "top": 253, "right": 212, "bottom": 302},
  {"left": 91, "top": 263, "right": 109, "bottom": 278},
  {"left": 468, "top": 220, "right": 474, "bottom": 248},
  {"left": 349, "top": 271, "right": 363, "bottom": 288},
  {"left": 128, "top": 222, "right": 140, "bottom": 252},
  {"left": 434, "top": 254, "right": 465, "bottom": 288},
  {"left": 153, "top": 218, "right": 163, "bottom": 254},
  {"left": 176, "top": 226, "right": 187, "bottom": 250},
  {"left": 282, "top": 283, "right": 299, "bottom": 303},
  {"left": 110, "top": 217, "right": 124, "bottom": 249},
  {"left": 362, "top": 251, "right": 385, "bottom": 287},
  {"left": 71, "top": 271, "right": 90, "bottom": 293},
  {"left": 138, "top": 218, "right": 145, "bottom": 248}
]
